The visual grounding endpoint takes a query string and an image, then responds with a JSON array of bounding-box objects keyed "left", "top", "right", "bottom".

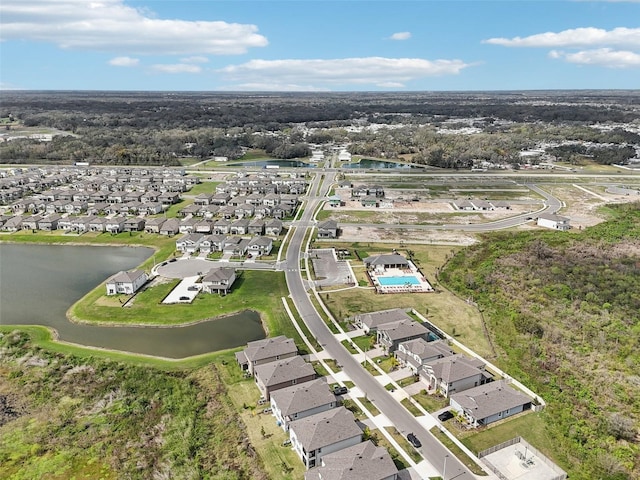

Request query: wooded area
[
  {"left": 440, "top": 202, "right": 640, "bottom": 480},
  {"left": 1, "top": 91, "right": 639, "bottom": 167}
]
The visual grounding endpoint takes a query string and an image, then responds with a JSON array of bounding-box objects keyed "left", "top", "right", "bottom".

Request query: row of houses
[
  {"left": 355, "top": 308, "right": 534, "bottom": 427},
  {"left": 235, "top": 336, "right": 398, "bottom": 479},
  {"left": 178, "top": 193, "right": 299, "bottom": 220},
  {"left": 0, "top": 165, "right": 198, "bottom": 205},
  {"left": 175, "top": 233, "right": 274, "bottom": 258},
  {"left": 0, "top": 213, "right": 285, "bottom": 238}
]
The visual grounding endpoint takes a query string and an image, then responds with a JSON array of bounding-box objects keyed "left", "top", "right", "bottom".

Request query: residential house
[
  {"left": 38, "top": 214, "right": 62, "bottom": 231},
  {"left": 21, "top": 214, "right": 42, "bottom": 231},
  {"left": 88, "top": 217, "right": 106, "bottom": 232},
  {"left": 178, "top": 217, "right": 198, "bottom": 234},
  {"left": 57, "top": 217, "right": 74, "bottom": 231},
  {"left": 395, "top": 339, "right": 454, "bottom": 374},
  {"left": 235, "top": 335, "right": 298, "bottom": 374},
  {"left": 201, "top": 267, "right": 236, "bottom": 295},
  {"left": 222, "top": 236, "right": 250, "bottom": 256},
  {"left": 105, "top": 216, "right": 127, "bottom": 234},
  {"left": 248, "top": 236, "right": 273, "bottom": 258},
  {"left": 270, "top": 378, "right": 338, "bottom": 431},
  {"left": 199, "top": 234, "right": 226, "bottom": 253},
  {"left": 420, "top": 354, "right": 490, "bottom": 397},
  {"left": 265, "top": 219, "right": 283, "bottom": 236},
  {"left": 355, "top": 308, "right": 414, "bottom": 335},
  {"left": 1, "top": 215, "right": 23, "bottom": 231},
  {"left": 144, "top": 217, "right": 166, "bottom": 234},
  {"left": 213, "top": 218, "right": 231, "bottom": 234},
  {"left": 194, "top": 219, "right": 213, "bottom": 234},
  {"left": 176, "top": 233, "right": 205, "bottom": 253},
  {"left": 105, "top": 269, "right": 148, "bottom": 295},
  {"left": 304, "top": 440, "right": 398, "bottom": 480},
  {"left": 289, "top": 406, "right": 363, "bottom": 469},
  {"left": 159, "top": 218, "right": 180, "bottom": 236},
  {"left": 248, "top": 218, "right": 265, "bottom": 235},
  {"left": 230, "top": 219, "right": 250, "bottom": 235},
  {"left": 376, "top": 319, "right": 431, "bottom": 353},
  {"left": 123, "top": 217, "right": 145, "bottom": 232},
  {"left": 537, "top": 213, "right": 570, "bottom": 231},
  {"left": 449, "top": 380, "right": 532, "bottom": 427},
  {"left": 253, "top": 356, "right": 316, "bottom": 400},
  {"left": 317, "top": 220, "right": 339, "bottom": 239}
]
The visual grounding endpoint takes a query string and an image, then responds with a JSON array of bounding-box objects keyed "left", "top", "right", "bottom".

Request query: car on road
[
  {"left": 407, "top": 432, "right": 421, "bottom": 448},
  {"left": 333, "top": 385, "right": 348, "bottom": 395},
  {"left": 438, "top": 411, "right": 454, "bottom": 422}
]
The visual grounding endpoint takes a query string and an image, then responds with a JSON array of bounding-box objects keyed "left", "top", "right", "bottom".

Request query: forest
[
  {"left": 1, "top": 90, "right": 639, "bottom": 167},
  {"left": 439, "top": 202, "right": 640, "bottom": 480}
]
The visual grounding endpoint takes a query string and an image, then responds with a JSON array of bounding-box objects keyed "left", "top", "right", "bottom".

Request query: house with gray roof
[
  {"left": 253, "top": 356, "right": 316, "bottom": 400},
  {"left": 270, "top": 378, "right": 338, "bottom": 431},
  {"left": 450, "top": 380, "right": 532, "bottom": 427},
  {"left": 175, "top": 233, "right": 205, "bottom": 253},
  {"left": 420, "top": 354, "right": 490, "bottom": 397},
  {"left": 105, "top": 269, "right": 148, "bottom": 296},
  {"left": 289, "top": 406, "right": 363, "bottom": 469},
  {"left": 317, "top": 220, "right": 339, "bottom": 239},
  {"left": 376, "top": 319, "right": 431, "bottom": 353},
  {"left": 354, "top": 308, "right": 413, "bottom": 334},
  {"left": 395, "top": 339, "right": 454, "bottom": 374},
  {"left": 537, "top": 212, "right": 570, "bottom": 231},
  {"left": 304, "top": 440, "right": 398, "bottom": 480},
  {"left": 201, "top": 267, "right": 236, "bottom": 295},
  {"left": 248, "top": 236, "right": 273, "bottom": 257},
  {"left": 364, "top": 254, "right": 409, "bottom": 272},
  {"left": 159, "top": 218, "right": 180, "bottom": 236},
  {"left": 235, "top": 335, "right": 298, "bottom": 374}
]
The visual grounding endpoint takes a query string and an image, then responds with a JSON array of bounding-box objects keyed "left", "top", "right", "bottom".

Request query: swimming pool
[{"left": 377, "top": 275, "right": 420, "bottom": 286}]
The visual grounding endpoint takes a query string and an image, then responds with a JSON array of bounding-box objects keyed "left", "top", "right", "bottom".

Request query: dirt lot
[{"left": 329, "top": 183, "right": 640, "bottom": 244}]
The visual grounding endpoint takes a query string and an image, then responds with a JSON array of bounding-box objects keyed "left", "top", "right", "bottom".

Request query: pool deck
[{"left": 370, "top": 267, "right": 434, "bottom": 294}]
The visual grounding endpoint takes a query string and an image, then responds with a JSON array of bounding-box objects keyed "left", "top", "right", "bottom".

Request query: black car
[
  {"left": 407, "top": 432, "right": 421, "bottom": 448},
  {"left": 333, "top": 386, "right": 348, "bottom": 395},
  {"left": 438, "top": 411, "right": 454, "bottom": 422}
]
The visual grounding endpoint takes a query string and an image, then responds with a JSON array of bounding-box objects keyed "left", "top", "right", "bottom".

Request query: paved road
[{"left": 285, "top": 172, "right": 473, "bottom": 480}]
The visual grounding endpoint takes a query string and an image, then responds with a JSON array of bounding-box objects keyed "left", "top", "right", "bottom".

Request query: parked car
[
  {"left": 179, "top": 296, "right": 189, "bottom": 301},
  {"left": 333, "top": 385, "right": 348, "bottom": 395},
  {"left": 407, "top": 432, "right": 421, "bottom": 448},
  {"left": 438, "top": 411, "right": 454, "bottom": 422}
]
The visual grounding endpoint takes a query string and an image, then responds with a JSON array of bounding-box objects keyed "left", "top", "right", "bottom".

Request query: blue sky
[{"left": 1, "top": 0, "right": 639, "bottom": 91}]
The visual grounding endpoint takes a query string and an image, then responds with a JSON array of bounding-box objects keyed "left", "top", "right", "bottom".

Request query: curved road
[{"left": 285, "top": 172, "right": 472, "bottom": 480}]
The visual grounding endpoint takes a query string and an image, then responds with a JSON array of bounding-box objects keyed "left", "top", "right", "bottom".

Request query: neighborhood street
[{"left": 284, "top": 171, "right": 474, "bottom": 480}]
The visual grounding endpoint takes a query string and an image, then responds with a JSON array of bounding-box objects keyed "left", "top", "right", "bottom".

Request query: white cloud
[
  {"left": 390, "top": 32, "right": 411, "bottom": 41},
  {"left": 0, "top": 0, "right": 268, "bottom": 55},
  {"left": 484, "top": 27, "right": 640, "bottom": 48},
  {"left": 151, "top": 63, "right": 202, "bottom": 74},
  {"left": 180, "top": 56, "right": 209, "bottom": 64},
  {"left": 549, "top": 48, "right": 640, "bottom": 68},
  {"left": 109, "top": 56, "right": 139, "bottom": 67},
  {"left": 218, "top": 57, "right": 471, "bottom": 88}
]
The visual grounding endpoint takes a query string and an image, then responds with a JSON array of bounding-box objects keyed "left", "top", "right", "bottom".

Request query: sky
[{"left": 1, "top": 0, "right": 639, "bottom": 91}]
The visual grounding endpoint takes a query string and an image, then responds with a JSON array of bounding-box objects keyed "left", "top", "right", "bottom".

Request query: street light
[{"left": 443, "top": 454, "right": 449, "bottom": 480}]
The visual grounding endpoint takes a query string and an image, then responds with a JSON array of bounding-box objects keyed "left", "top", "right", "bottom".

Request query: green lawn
[
  {"left": 385, "top": 426, "right": 422, "bottom": 463},
  {"left": 430, "top": 427, "right": 488, "bottom": 476},
  {"left": 412, "top": 390, "right": 448, "bottom": 413},
  {"left": 357, "top": 396, "right": 380, "bottom": 416},
  {"left": 69, "top": 270, "right": 304, "bottom": 349},
  {"left": 401, "top": 398, "right": 423, "bottom": 417}
]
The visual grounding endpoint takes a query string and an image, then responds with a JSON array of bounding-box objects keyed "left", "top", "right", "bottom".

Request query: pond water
[
  {"left": 227, "top": 159, "right": 315, "bottom": 168},
  {"left": 342, "top": 159, "right": 422, "bottom": 169},
  {"left": 0, "top": 244, "right": 265, "bottom": 358}
]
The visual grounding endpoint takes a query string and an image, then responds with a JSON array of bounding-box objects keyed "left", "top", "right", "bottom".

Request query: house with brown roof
[
  {"left": 289, "top": 406, "right": 363, "bottom": 469},
  {"left": 253, "top": 356, "right": 316, "bottom": 400},
  {"left": 235, "top": 335, "right": 298, "bottom": 374}
]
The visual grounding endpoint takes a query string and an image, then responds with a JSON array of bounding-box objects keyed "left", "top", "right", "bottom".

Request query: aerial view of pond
[
  {"left": 342, "top": 159, "right": 423, "bottom": 169},
  {"left": 226, "top": 159, "right": 315, "bottom": 168},
  {"left": 0, "top": 244, "right": 265, "bottom": 358}
]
